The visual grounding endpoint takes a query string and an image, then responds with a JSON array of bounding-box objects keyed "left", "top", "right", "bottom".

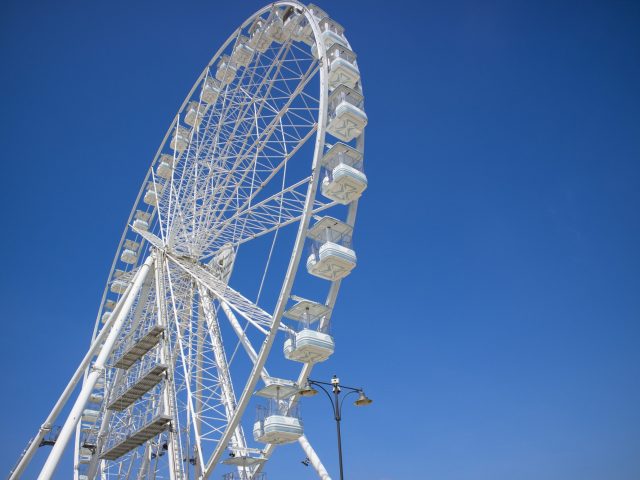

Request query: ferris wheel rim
[{"left": 81, "top": 1, "right": 363, "bottom": 477}]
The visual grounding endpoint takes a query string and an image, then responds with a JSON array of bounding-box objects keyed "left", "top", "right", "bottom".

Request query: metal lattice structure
[{"left": 11, "top": 2, "right": 367, "bottom": 479}]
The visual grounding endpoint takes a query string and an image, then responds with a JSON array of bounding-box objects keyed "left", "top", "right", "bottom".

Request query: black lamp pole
[{"left": 303, "top": 375, "right": 372, "bottom": 480}]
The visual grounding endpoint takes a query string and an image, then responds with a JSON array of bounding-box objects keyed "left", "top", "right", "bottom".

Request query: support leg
[
  {"left": 298, "top": 435, "right": 332, "bottom": 480},
  {"left": 37, "top": 254, "right": 156, "bottom": 480},
  {"left": 155, "top": 256, "right": 179, "bottom": 480}
]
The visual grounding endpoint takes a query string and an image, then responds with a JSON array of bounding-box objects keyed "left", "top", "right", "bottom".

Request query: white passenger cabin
[
  {"left": 120, "top": 249, "right": 137, "bottom": 265},
  {"left": 111, "top": 279, "right": 128, "bottom": 295},
  {"left": 281, "top": 6, "right": 302, "bottom": 36},
  {"left": 311, "top": 17, "right": 347, "bottom": 58},
  {"left": 253, "top": 381, "right": 303, "bottom": 444},
  {"left": 306, "top": 217, "right": 356, "bottom": 281},
  {"left": 321, "top": 142, "right": 367, "bottom": 204},
  {"left": 294, "top": 4, "right": 327, "bottom": 45},
  {"left": 231, "top": 35, "right": 254, "bottom": 67},
  {"left": 327, "top": 44, "right": 360, "bottom": 90},
  {"left": 170, "top": 125, "right": 191, "bottom": 153},
  {"left": 79, "top": 447, "right": 93, "bottom": 458},
  {"left": 215, "top": 55, "right": 238, "bottom": 85},
  {"left": 248, "top": 18, "right": 272, "bottom": 53},
  {"left": 326, "top": 85, "right": 368, "bottom": 142},
  {"left": 184, "top": 101, "right": 207, "bottom": 128},
  {"left": 132, "top": 219, "right": 148, "bottom": 231},
  {"left": 95, "top": 376, "right": 105, "bottom": 390},
  {"left": 285, "top": 328, "right": 335, "bottom": 363},
  {"left": 284, "top": 7, "right": 305, "bottom": 42},
  {"left": 253, "top": 410, "right": 303, "bottom": 444},
  {"left": 265, "top": 9, "right": 287, "bottom": 43},
  {"left": 201, "top": 76, "right": 222, "bottom": 104},
  {"left": 102, "top": 299, "right": 116, "bottom": 324},
  {"left": 82, "top": 409, "right": 99, "bottom": 423},
  {"left": 156, "top": 153, "right": 174, "bottom": 180},
  {"left": 89, "top": 391, "right": 104, "bottom": 404},
  {"left": 91, "top": 379, "right": 105, "bottom": 409},
  {"left": 283, "top": 298, "right": 334, "bottom": 363},
  {"left": 122, "top": 240, "right": 140, "bottom": 261},
  {"left": 111, "top": 269, "right": 129, "bottom": 294},
  {"left": 132, "top": 210, "right": 151, "bottom": 232},
  {"left": 143, "top": 182, "right": 163, "bottom": 206},
  {"left": 143, "top": 190, "right": 157, "bottom": 206}
]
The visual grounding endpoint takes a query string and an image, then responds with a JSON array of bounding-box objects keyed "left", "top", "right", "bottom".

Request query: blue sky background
[{"left": 1, "top": 0, "right": 639, "bottom": 479}]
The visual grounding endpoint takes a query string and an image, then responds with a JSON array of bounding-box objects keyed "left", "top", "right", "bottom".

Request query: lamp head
[
  {"left": 299, "top": 384, "right": 318, "bottom": 397},
  {"left": 354, "top": 390, "right": 373, "bottom": 407}
]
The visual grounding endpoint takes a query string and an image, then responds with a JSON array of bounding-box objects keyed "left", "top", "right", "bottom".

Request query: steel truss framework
[{"left": 11, "top": 2, "right": 365, "bottom": 480}]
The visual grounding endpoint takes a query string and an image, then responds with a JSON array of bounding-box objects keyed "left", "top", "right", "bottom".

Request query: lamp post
[{"left": 299, "top": 375, "right": 372, "bottom": 480}]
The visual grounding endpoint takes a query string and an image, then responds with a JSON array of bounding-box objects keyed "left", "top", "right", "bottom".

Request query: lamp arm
[
  {"left": 307, "top": 379, "right": 336, "bottom": 388},
  {"left": 339, "top": 390, "right": 360, "bottom": 412},
  {"left": 309, "top": 380, "right": 338, "bottom": 419},
  {"left": 308, "top": 379, "right": 362, "bottom": 392},
  {"left": 337, "top": 383, "right": 364, "bottom": 392}
]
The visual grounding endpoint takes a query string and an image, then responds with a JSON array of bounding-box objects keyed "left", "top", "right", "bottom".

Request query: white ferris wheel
[{"left": 11, "top": 2, "right": 368, "bottom": 479}]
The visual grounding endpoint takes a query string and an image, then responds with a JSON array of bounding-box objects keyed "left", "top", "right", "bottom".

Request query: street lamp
[{"left": 299, "top": 375, "right": 372, "bottom": 480}]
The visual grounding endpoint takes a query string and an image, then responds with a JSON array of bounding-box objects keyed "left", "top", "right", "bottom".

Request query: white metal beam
[
  {"left": 298, "top": 435, "right": 331, "bottom": 480},
  {"left": 218, "top": 299, "right": 269, "bottom": 382},
  {"left": 37, "top": 254, "right": 156, "bottom": 480},
  {"left": 166, "top": 253, "right": 284, "bottom": 334},
  {"left": 155, "top": 255, "right": 180, "bottom": 480},
  {"left": 164, "top": 257, "right": 207, "bottom": 473}
]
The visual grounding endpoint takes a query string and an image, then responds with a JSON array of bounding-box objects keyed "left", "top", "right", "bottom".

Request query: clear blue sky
[{"left": 1, "top": 1, "right": 639, "bottom": 479}]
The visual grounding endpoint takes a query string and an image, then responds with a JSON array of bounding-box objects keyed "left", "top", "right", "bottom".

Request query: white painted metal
[
  {"left": 326, "top": 85, "right": 368, "bottom": 142},
  {"left": 38, "top": 254, "right": 155, "bottom": 480},
  {"left": 284, "top": 329, "right": 335, "bottom": 363},
  {"left": 255, "top": 378, "right": 299, "bottom": 399},
  {"left": 157, "top": 255, "right": 186, "bottom": 480},
  {"left": 253, "top": 415, "right": 303, "bottom": 444},
  {"left": 220, "top": 300, "right": 264, "bottom": 371},
  {"left": 298, "top": 434, "right": 332, "bottom": 480},
  {"left": 18, "top": 2, "right": 366, "bottom": 479}
]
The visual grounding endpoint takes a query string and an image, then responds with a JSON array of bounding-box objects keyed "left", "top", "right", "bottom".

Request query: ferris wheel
[{"left": 10, "top": 2, "right": 368, "bottom": 479}]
